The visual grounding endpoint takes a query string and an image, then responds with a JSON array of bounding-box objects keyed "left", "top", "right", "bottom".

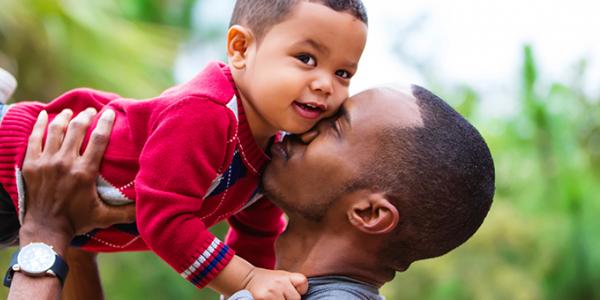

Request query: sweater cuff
[{"left": 180, "top": 237, "right": 235, "bottom": 288}]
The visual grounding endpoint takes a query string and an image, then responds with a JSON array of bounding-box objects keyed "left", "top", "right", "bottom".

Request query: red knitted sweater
[{"left": 0, "top": 62, "right": 285, "bottom": 288}]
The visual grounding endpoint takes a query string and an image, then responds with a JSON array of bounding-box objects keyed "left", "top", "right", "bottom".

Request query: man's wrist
[{"left": 18, "top": 221, "right": 72, "bottom": 255}]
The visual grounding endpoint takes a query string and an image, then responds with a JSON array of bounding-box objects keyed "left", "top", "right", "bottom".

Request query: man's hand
[
  {"left": 21, "top": 108, "right": 135, "bottom": 240},
  {"left": 9, "top": 108, "right": 134, "bottom": 300}
]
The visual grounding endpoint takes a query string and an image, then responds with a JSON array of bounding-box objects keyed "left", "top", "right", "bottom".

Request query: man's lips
[{"left": 293, "top": 101, "right": 326, "bottom": 120}]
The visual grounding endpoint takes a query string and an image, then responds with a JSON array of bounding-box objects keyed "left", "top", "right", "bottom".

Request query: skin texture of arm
[
  {"left": 61, "top": 249, "right": 104, "bottom": 300},
  {"left": 7, "top": 108, "right": 135, "bottom": 300}
]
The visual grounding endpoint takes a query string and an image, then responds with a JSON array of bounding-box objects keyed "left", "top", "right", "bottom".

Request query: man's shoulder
[{"left": 303, "top": 276, "right": 384, "bottom": 300}]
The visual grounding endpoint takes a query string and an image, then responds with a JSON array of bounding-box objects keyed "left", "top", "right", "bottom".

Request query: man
[{"left": 6, "top": 86, "right": 494, "bottom": 299}]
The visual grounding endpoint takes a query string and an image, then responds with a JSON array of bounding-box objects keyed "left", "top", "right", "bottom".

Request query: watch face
[{"left": 17, "top": 243, "right": 56, "bottom": 274}]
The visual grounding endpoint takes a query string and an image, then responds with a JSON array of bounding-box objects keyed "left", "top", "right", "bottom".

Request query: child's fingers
[
  {"left": 44, "top": 109, "right": 73, "bottom": 155},
  {"left": 24, "top": 110, "right": 48, "bottom": 161},
  {"left": 61, "top": 108, "right": 97, "bottom": 155},
  {"left": 282, "top": 287, "right": 301, "bottom": 300},
  {"left": 82, "top": 109, "right": 114, "bottom": 172},
  {"left": 289, "top": 273, "right": 308, "bottom": 295}
]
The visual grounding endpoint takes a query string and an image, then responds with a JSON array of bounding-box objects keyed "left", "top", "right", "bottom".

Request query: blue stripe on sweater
[
  {"left": 206, "top": 151, "right": 247, "bottom": 198},
  {"left": 71, "top": 229, "right": 98, "bottom": 247},
  {"left": 190, "top": 244, "right": 231, "bottom": 285}
]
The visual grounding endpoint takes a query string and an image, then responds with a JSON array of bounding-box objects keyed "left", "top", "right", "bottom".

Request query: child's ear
[
  {"left": 347, "top": 192, "right": 399, "bottom": 235},
  {"left": 227, "top": 25, "right": 254, "bottom": 69}
]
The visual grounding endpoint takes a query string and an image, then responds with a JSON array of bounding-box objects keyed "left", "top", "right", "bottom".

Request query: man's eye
[
  {"left": 330, "top": 119, "right": 341, "bottom": 136},
  {"left": 336, "top": 70, "right": 352, "bottom": 79},
  {"left": 297, "top": 54, "right": 316, "bottom": 66}
]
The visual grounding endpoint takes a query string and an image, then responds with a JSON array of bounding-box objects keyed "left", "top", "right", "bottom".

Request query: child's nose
[{"left": 309, "top": 72, "right": 333, "bottom": 96}]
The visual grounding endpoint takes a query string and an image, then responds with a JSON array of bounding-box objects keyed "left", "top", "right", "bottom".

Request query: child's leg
[
  {"left": 0, "top": 99, "right": 20, "bottom": 248},
  {"left": 61, "top": 248, "right": 104, "bottom": 300},
  {"left": 0, "top": 183, "right": 19, "bottom": 249}
]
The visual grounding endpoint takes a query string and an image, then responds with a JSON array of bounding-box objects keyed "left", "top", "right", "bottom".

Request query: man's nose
[{"left": 309, "top": 72, "right": 333, "bottom": 96}]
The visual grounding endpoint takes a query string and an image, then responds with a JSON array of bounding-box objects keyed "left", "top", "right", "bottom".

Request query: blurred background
[{"left": 1, "top": 0, "right": 599, "bottom": 299}]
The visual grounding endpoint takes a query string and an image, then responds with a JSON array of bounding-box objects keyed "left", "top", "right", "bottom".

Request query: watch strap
[
  {"left": 51, "top": 252, "right": 69, "bottom": 285},
  {"left": 3, "top": 247, "right": 69, "bottom": 287},
  {"left": 2, "top": 249, "right": 18, "bottom": 287}
]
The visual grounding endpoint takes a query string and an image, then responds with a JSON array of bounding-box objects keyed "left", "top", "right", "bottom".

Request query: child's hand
[
  {"left": 244, "top": 268, "right": 308, "bottom": 300},
  {"left": 208, "top": 255, "right": 307, "bottom": 299}
]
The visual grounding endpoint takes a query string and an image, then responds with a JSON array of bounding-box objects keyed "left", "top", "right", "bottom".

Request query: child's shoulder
[{"left": 158, "top": 61, "right": 236, "bottom": 107}]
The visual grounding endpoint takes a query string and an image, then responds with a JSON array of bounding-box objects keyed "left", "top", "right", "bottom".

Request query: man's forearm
[
  {"left": 7, "top": 222, "right": 71, "bottom": 300},
  {"left": 62, "top": 249, "right": 104, "bottom": 300},
  {"left": 8, "top": 274, "right": 62, "bottom": 300}
]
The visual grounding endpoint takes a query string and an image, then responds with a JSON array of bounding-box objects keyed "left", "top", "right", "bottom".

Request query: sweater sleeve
[
  {"left": 224, "top": 196, "right": 286, "bottom": 269},
  {"left": 135, "top": 97, "right": 236, "bottom": 288}
]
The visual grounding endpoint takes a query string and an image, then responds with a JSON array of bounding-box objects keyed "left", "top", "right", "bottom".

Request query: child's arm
[
  {"left": 135, "top": 99, "right": 236, "bottom": 288},
  {"left": 135, "top": 98, "right": 296, "bottom": 292},
  {"left": 225, "top": 197, "right": 286, "bottom": 269},
  {"left": 208, "top": 255, "right": 308, "bottom": 299}
]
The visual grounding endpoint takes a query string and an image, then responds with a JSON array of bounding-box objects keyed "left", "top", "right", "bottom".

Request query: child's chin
[{"left": 285, "top": 124, "right": 314, "bottom": 134}]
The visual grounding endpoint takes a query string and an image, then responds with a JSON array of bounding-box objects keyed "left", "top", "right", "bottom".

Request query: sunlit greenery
[
  {"left": 381, "top": 45, "right": 600, "bottom": 300},
  {"left": 1, "top": 1, "right": 599, "bottom": 299}
]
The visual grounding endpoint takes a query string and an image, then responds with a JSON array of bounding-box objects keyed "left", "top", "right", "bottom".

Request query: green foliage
[
  {"left": 0, "top": 0, "right": 187, "bottom": 100},
  {"left": 1, "top": 1, "right": 599, "bottom": 299},
  {"left": 385, "top": 45, "right": 600, "bottom": 300}
]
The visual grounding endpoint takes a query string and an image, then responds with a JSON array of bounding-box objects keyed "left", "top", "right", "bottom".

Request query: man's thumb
[
  {"left": 290, "top": 273, "right": 308, "bottom": 294},
  {"left": 97, "top": 203, "right": 136, "bottom": 227}
]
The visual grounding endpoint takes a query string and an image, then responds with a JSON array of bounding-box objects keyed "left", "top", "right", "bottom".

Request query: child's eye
[
  {"left": 336, "top": 70, "right": 353, "bottom": 79},
  {"left": 297, "top": 54, "right": 316, "bottom": 66}
]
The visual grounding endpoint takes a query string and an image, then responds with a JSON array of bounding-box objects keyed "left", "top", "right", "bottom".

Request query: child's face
[{"left": 235, "top": 2, "right": 367, "bottom": 135}]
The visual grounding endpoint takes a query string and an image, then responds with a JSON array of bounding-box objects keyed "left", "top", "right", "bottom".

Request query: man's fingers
[
  {"left": 61, "top": 108, "right": 97, "bottom": 154},
  {"left": 24, "top": 110, "right": 48, "bottom": 161},
  {"left": 44, "top": 109, "right": 73, "bottom": 154},
  {"left": 289, "top": 273, "right": 308, "bottom": 295},
  {"left": 83, "top": 109, "right": 114, "bottom": 171}
]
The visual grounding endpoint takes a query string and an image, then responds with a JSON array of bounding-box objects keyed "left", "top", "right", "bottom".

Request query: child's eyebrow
[{"left": 295, "top": 38, "right": 330, "bottom": 56}]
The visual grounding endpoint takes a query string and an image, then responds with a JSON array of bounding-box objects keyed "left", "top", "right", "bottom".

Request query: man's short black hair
[
  {"left": 230, "top": 0, "right": 368, "bottom": 41},
  {"left": 356, "top": 86, "right": 495, "bottom": 270}
]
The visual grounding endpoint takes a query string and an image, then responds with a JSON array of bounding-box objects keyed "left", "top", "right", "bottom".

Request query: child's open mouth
[{"left": 293, "top": 101, "right": 325, "bottom": 120}]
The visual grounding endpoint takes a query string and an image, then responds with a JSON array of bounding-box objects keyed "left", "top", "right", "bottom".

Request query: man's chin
[{"left": 261, "top": 181, "right": 288, "bottom": 210}]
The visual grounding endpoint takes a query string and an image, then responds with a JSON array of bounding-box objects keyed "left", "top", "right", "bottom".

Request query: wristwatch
[{"left": 3, "top": 242, "right": 69, "bottom": 287}]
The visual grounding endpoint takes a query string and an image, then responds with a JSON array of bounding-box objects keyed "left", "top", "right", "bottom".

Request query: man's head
[
  {"left": 264, "top": 86, "right": 495, "bottom": 273},
  {"left": 227, "top": 1, "right": 368, "bottom": 138}
]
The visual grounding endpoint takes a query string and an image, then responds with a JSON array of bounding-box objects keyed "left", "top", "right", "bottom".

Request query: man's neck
[{"left": 275, "top": 218, "right": 396, "bottom": 287}]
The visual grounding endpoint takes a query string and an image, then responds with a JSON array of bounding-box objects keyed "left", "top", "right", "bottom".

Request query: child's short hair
[{"left": 230, "top": 0, "right": 368, "bottom": 41}]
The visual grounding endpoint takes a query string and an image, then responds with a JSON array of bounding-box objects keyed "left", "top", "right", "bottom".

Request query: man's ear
[
  {"left": 347, "top": 193, "right": 399, "bottom": 235},
  {"left": 227, "top": 25, "right": 254, "bottom": 69}
]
